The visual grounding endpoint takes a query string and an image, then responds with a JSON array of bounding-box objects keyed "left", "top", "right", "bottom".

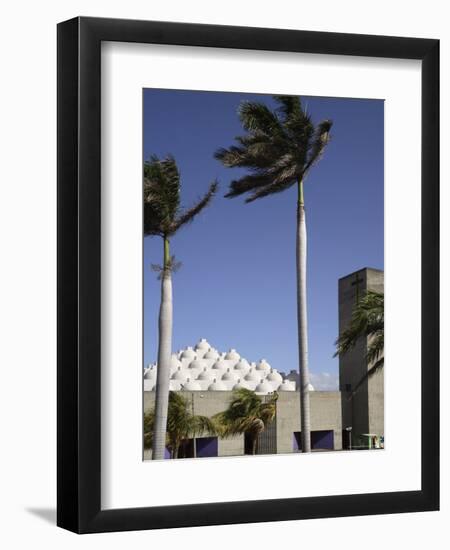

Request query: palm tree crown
[
  {"left": 334, "top": 290, "right": 384, "bottom": 394},
  {"left": 144, "top": 391, "right": 219, "bottom": 459},
  {"left": 215, "top": 96, "right": 332, "bottom": 202},
  {"left": 144, "top": 155, "right": 218, "bottom": 238},
  {"left": 213, "top": 388, "right": 277, "bottom": 455}
]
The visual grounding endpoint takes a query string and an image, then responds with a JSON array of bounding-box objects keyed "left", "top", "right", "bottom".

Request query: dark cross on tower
[{"left": 351, "top": 272, "right": 364, "bottom": 303}]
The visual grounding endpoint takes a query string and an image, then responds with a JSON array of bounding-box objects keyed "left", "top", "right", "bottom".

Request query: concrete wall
[
  {"left": 275, "top": 391, "right": 342, "bottom": 453},
  {"left": 144, "top": 390, "right": 342, "bottom": 457}
]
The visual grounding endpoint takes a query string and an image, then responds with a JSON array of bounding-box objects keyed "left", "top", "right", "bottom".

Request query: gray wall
[
  {"left": 275, "top": 391, "right": 342, "bottom": 453},
  {"left": 144, "top": 390, "right": 342, "bottom": 457}
]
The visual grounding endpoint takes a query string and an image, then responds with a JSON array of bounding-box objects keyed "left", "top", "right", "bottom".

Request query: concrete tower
[{"left": 338, "top": 268, "right": 384, "bottom": 448}]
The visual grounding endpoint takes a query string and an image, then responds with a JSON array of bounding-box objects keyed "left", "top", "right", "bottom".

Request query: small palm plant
[
  {"left": 334, "top": 290, "right": 384, "bottom": 396},
  {"left": 215, "top": 96, "right": 332, "bottom": 452},
  {"left": 144, "top": 155, "right": 218, "bottom": 460},
  {"left": 213, "top": 388, "right": 278, "bottom": 455},
  {"left": 144, "top": 392, "right": 219, "bottom": 459}
]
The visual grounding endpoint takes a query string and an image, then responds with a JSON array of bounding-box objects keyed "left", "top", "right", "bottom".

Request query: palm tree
[
  {"left": 334, "top": 290, "right": 384, "bottom": 395},
  {"left": 213, "top": 388, "right": 278, "bottom": 455},
  {"left": 144, "top": 392, "right": 219, "bottom": 458},
  {"left": 215, "top": 96, "right": 332, "bottom": 452},
  {"left": 144, "top": 155, "right": 218, "bottom": 460}
]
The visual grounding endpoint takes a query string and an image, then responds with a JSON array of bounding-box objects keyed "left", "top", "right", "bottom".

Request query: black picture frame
[{"left": 57, "top": 16, "right": 439, "bottom": 534}]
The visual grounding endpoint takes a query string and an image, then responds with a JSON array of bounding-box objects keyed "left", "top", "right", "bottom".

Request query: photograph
[
  {"left": 142, "top": 89, "right": 384, "bottom": 460},
  {"left": 0, "top": 0, "right": 442, "bottom": 542}
]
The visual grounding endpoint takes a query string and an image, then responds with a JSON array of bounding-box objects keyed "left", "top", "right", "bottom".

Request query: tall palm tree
[
  {"left": 334, "top": 290, "right": 384, "bottom": 395},
  {"left": 144, "top": 392, "right": 219, "bottom": 458},
  {"left": 213, "top": 388, "right": 278, "bottom": 455},
  {"left": 215, "top": 96, "right": 332, "bottom": 452},
  {"left": 144, "top": 155, "right": 218, "bottom": 460}
]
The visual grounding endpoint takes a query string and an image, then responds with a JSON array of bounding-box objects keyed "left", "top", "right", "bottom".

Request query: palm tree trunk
[
  {"left": 251, "top": 435, "right": 257, "bottom": 455},
  {"left": 173, "top": 442, "right": 180, "bottom": 459},
  {"left": 152, "top": 237, "right": 173, "bottom": 460},
  {"left": 296, "top": 180, "right": 311, "bottom": 453}
]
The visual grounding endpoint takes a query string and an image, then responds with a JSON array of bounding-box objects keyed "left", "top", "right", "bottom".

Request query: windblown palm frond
[
  {"left": 144, "top": 155, "right": 218, "bottom": 237},
  {"left": 304, "top": 119, "right": 333, "bottom": 173},
  {"left": 238, "top": 101, "right": 286, "bottom": 137},
  {"left": 144, "top": 392, "right": 219, "bottom": 456},
  {"left": 215, "top": 95, "right": 333, "bottom": 202},
  {"left": 213, "top": 388, "right": 277, "bottom": 444},
  {"left": 334, "top": 290, "right": 384, "bottom": 396},
  {"left": 171, "top": 181, "right": 218, "bottom": 233}
]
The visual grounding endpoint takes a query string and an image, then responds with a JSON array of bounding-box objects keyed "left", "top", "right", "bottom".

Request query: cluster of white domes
[{"left": 144, "top": 339, "right": 315, "bottom": 395}]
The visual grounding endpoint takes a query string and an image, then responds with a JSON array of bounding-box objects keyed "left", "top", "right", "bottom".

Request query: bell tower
[{"left": 338, "top": 268, "right": 384, "bottom": 448}]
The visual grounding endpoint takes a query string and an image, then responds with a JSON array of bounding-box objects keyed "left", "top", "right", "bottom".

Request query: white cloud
[{"left": 309, "top": 372, "right": 339, "bottom": 391}]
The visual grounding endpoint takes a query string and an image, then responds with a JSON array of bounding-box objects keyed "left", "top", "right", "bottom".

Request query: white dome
[
  {"left": 211, "top": 360, "right": 228, "bottom": 372},
  {"left": 144, "top": 379, "right": 155, "bottom": 391},
  {"left": 188, "top": 359, "right": 207, "bottom": 370},
  {"left": 278, "top": 380, "right": 295, "bottom": 391},
  {"left": 197, "top": 367, "right": 214, "bottom": 381},
  {"left": 169, "top": 380, "right": 182, "bottom": 391},
  {"left": 208, "top": 378, "right": 228, "bottom": 391},
  {"left": 234, "top": 359, "right": 250, "bottom": 372},
  {"left": 171, "top": 366, "right": 187, "bottom": 381},
  {"left": 144, "top": 366, "right": 157, "bottom": 380},
  {"left": 255, "top": 378, "right": 274, "bottom": 394},
  {"left": 244, "top": 369, "right": 260, "bottom": 382},
  {"left": 195, "top": 338, "right": 210, "bottom": 350},
  {"left": 182, "top": 378, "right": 202, "bottom": 391},
  {"left": 286, "top": 370, "right": 299, "bottom": 382},
  {"left": 307, "top": 383, "right": 315, "bottom": 391},
  {"left": 203, "top": 349, "right": 219, "bottom": 360},
  {"left": 256, "top": 359, "right": 271, "bottom": 372},
  {"left": 171, "top": 355, "right": 182, "bottom": 369},
  {"left": 180, "top": 347, "right": 196, "bottom": 360},
  {"left": 267, "top": 369, "right": 283, "bottom": 383},
  {"left": 232, "top": 378, "right": 249, "bottom": 390},
  {"left": 222, "top": 368, "right": 239, "bottom": 382},
  {"left": 224, "top": 349, "right": 240, "bottom": 361}
]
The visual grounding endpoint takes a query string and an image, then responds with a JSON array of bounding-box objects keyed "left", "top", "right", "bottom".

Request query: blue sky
[{"left": 143, "top": 89, "right": 384, "bottom": 388}]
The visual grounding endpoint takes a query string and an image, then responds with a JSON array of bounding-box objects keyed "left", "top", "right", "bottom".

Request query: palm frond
[
  {"left": 171, "top": 180, "right": 218, "bottom": 233},
  {"left": 150, "top": 255, "right": 183, "bottom": 278},
  {"left": 213, "top": 388, "right": 277, "bottom": 440},
  {"left": 224, "top": 173, "right": 274, "bottom": 198},
  {"left": 144, "top": 156, "right": 217, "bottom": 239},
  {"left": 273, "top": 95, "right": 303, "bottom": 121},
  {"left": 215, "top": 143, "right": 282, "bottom": 170},
  {"left": 305, "top": 119, "right": 333, "bottom": 172},
  {"left": 214, "top": 146, "right": 251, "bottom": 168},
  {"left": 143, "top": 155, "right": 181, "bottom": 236},
  {"left": 216, "top": 95, "right": 332, "bottom": 203},
  {"left": 145, "top": 392, "right": 219, "bottom": 454},
  {"left": 245, "top": 168, "right": 297, "bottom": 202},
  {"left": 238, "top": 101, "right": 285, "bottom": 138},
  {"left": 334, "top": 290, "right": 384, "bottom": 357},
  {"left": 366, "top": 331, "right": 384, "bottom": 364},
  {"left": 335, "top": 290, "right": 384, "bottom": 399},
  {"left": 191, "top": 415, "right": 219, "bottom": 437},
  {"left": 273, "top": 95, "right": 315, "bottom": 152}
]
